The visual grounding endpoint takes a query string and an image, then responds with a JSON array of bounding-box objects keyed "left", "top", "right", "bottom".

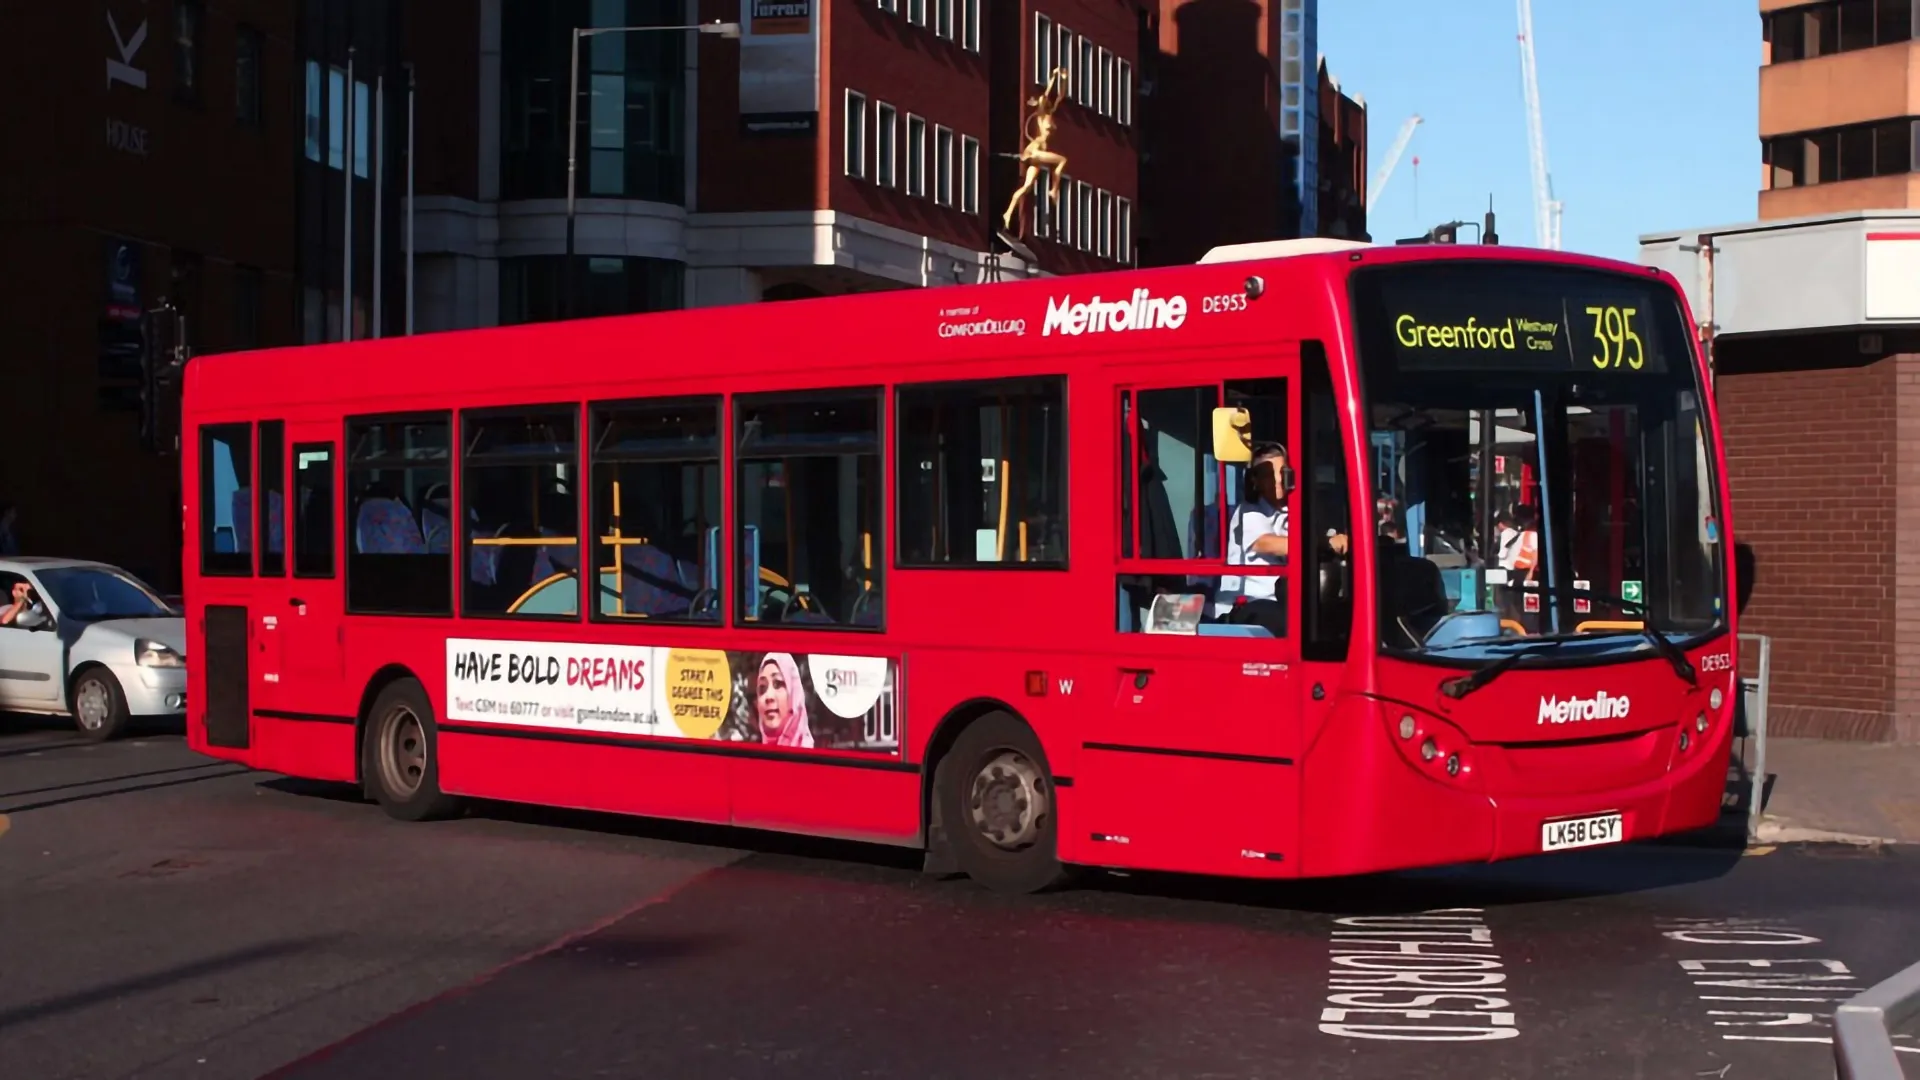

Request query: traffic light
[{"left": 139, "top": 302, "right": 187, "bottom": 455}]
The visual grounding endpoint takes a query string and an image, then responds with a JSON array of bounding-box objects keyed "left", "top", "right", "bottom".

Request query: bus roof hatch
[{"left": 1197, "top": 238, "right": 1372, "bottom": 264}]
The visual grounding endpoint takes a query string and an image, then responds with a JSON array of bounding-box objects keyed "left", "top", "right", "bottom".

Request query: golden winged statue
[{"left": 1001, "top": 66, "right": 1071, "bottom": 235}]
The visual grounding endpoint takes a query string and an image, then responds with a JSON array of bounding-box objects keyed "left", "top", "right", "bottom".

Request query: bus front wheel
[
  {"left": 936, "top": 712, "right": 1067, "bottom": 894},
  {"left": 362, "top": 678, "right": 463, "bottom": 822}
]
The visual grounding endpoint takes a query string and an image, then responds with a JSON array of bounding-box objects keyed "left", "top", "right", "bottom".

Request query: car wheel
[{"left": 71, "top": 668, "right": 131, "bottom": 743}]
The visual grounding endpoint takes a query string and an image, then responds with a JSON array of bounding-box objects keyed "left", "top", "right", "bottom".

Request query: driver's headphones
[{"left": 1250, "top": 442, "right": 1296, "bottom": 499}]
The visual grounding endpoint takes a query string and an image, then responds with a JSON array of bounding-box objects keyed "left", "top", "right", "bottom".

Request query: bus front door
[{"left": 1079, "top": 369, "right": 1304, "bottom": 876}]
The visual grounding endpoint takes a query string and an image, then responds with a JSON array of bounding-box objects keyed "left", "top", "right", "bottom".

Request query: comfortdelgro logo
[
  {"left": 1537, "top": 691, "right": 1631, "bottom": 725},
  {"left": 1043, "top": 289, "right": 1188, "bottom": 336}
]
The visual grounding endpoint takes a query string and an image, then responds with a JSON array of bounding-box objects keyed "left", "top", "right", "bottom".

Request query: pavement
[
  {"left": 1751, "top": 736, "right": 1920, "bottom": 845},
  {"left": 4, "top": 713, "right": 1920, "bottom": 1080}
]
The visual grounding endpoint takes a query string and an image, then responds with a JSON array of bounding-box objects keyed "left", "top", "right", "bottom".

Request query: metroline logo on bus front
[
  {"left": 1042, "top": 289, "right": 1188, "bottom": 336},
  {"left": 1537, "top": 691, "right": 1631, "bottom": 725}
]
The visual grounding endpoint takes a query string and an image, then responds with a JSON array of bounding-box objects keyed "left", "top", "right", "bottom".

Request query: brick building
[
  {"left": 0, "top": 0, "right": 1363, "bottom": 587},
  {"left": 1637, "top": 0, "right": 1920, "bottom": 743},
  {"left": 0, "top": 0, "right": 310, "bottom": 588}
]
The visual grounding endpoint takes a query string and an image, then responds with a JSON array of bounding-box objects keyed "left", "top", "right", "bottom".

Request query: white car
[{"left": 0, "top": 557, "right": 187, "bottom": 741}]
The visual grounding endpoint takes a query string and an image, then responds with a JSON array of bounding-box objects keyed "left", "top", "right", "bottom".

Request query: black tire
[
  {"left": 70, "top": 667, "right": 131, "bottom": 743},
  {"left": 361, "top": 678, "right": 463, "bottom": 822},
  {"left": 935, "top": 712, "right": 1068, "bottom": 894}
]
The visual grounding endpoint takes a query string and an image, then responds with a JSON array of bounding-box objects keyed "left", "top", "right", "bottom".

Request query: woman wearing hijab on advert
[{"left": 755, "top": 653, "right": 815, "bottom": 748}]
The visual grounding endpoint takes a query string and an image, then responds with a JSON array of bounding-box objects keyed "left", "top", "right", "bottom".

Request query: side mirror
[
  {"left": 1734, "top": 541, "right": 1756, "bottom": 616},
  {"left": 1211, "top": 407, "right": 1252, "bottom": 463}
]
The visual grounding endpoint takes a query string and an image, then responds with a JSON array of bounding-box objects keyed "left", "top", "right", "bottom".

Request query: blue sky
[{"left": 1318, "top": 1, "right": 1759, "bottom": 261}]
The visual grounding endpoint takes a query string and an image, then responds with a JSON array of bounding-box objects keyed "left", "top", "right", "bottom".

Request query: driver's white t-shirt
[{"left": 1215, "top": 499, "right": 1288, "bottom": 616}]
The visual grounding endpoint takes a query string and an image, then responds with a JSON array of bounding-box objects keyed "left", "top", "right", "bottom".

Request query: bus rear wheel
[
  {"left": 362, "top": 678, "right": 463, "bottom": 822},
  {"left": 936, "top": 712, "right": 1067, "bottom": 894}
]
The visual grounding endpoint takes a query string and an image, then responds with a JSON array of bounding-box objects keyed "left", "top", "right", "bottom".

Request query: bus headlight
[
  {"left": 1420, "top": 737, "right": 1438, "bottom": 762},
  {"left": 1709, "top": 688, "right": 1724, "bottom": 711},
  {"left": 1399, "top": 715, "right": 1417, "bottom": 740},
  {"left": 1695, "top": 712, "right": 1707, "bottom": 733},
  {"left": 1678, "top": 730, "right": 1691, "bottom": 751},
  {"left": 1445, "top": 753, "right": 1461, "bottom": 777},
  {"left": 136, "top": 639, "right": 183, "bottom": 668}
]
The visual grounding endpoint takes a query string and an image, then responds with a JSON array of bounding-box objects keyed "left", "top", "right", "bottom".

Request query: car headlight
[{"left": 136, "top": 639, "right": 183, "bottom": 668}]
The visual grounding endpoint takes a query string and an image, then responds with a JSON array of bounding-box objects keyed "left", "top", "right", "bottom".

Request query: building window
[
  {"left": 1078, "top": 182, "right": 1094, "bottom": 251},
  {"left": 199, "top": 424, "right": 252, "bottom": 575},
  {"left": 1766, "top": 0, "right": 1911, "bottom": 63},
  {"left": 964, "top": 0, "right": 980, "bottom": 51},
  {"left": 1079, "top": 38, "right": 1095, "bottom": 106},
  {"left": 735, "top": 391, "right": 884, "bottom": 629},
  {"left": 897, "top": 378, "right": 1068, "bottom": 567},
  {"left": 878, "top": 0, "right": 897, "bottom": 12},
  {"left": 174, "top": 1, "right": 203, "bottom": 102},
  {"left": 354, "top": 79, "right": 371, "bottom": 179},
  {"left": 1099, "top": 190, "right": 1113, "bottom": 258},
  {"left": 1119, "top": 60, "right": 1133, "bottom": 125},
  {"left": 876, "top": 102, "right": 898, "bottom": 187},
  {"left": 293, "top": 442, "right": 336, "bottom": 579},
  {"left": 1055, "top": 175, "right": 1071, "bottom": 245},
  {"left": 501, "top": 255, "right": 684, "bottom": 325},
  {"left": 234, "top": 265, "right": 262, "bottom": 350},
  {"left": 501, "top": 0, "right": 688, "bottom": 204},
  {"left": 328, "top": 66, "right": 346, "bottom": 170},
  {"left": 1036, "top": 180, "right": 1053, "bottom": 238},
  {"left": 907, "top": 114, "right": 927, "bottom": 196},
  {"left": 962, "top": 135, "right": 980, "bottom": 213},
  {"left": 1117, "top": 197, "right": 1133, "bottom": 264},
  {"left": 345, "top": 415, "right": 453, "bottom": 616},
  {"left": 1034, "top": 13, "right": 1053, "bottom": 84},
  {"left": 590, "top": 398, "right": 722, "bottom": 622},
  {"left": 1059, "top": 27, "right": 1075, "bottom": 92},
  {"left": 845, "top": 90, "right": 868, "bottom": 178},
  {"left": 909, "top": 0, "right": 926, "bottom": 27},
  {"left": 305, "top": 62, "right": 322, "bottom": 160},
  {"left": 461, "top": 408, "right": 581, "bottom": 619},
  {"left": 937, "top": 0, "right": 954, "bottom": 39},
  {"left": 1763, "top": 117, "right": 1917, "bottom": 187},
  {"left": 935, "top": 126, "right": 955, "bottom": 206},
  {"left": 236, "top": 27, "right": 263, "bottom": 127},
  {"left": 1105, "top": 47, "right": 1121, "bottom": 115},
  {"left": 257, "top": 421, "right": 286, "bottom": 576}
]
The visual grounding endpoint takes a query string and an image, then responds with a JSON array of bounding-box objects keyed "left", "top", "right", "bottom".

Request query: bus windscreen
[{"left": 1369, "top": 268, "right": 1675, "bottom": 376}]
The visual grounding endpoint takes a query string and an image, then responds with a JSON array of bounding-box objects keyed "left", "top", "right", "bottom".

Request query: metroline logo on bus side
[{"left": 933, "top": 284, "right": 1254, "bottom": 340}]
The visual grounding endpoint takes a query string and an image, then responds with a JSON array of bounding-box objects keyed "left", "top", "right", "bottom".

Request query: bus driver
[{"left": 1215, "top": 442, "right": 1348, "bottom": 635}]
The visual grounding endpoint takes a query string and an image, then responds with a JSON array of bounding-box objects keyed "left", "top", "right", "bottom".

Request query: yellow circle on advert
[{"left": 664, "top": 648, "right": 731, "bottom": 738}]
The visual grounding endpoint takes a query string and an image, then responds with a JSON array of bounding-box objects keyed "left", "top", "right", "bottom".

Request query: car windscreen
[{"left": 35, "top": 567, "right": 175, "bottom": 620}]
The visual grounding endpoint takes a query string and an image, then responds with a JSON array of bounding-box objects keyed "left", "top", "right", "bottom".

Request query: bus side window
[
  {"left": 199, "top": 423, "right": 252, "bottom": 577},
  {"left": 735, "top": 389, "right": 884, "bottom": 629},
  {"left": 292, "top": 443, "right": 335, "bottom": 579},
  {"left": 590, "top": 397, "right": 722, "bottom": 623},
  {"left": 345, "top": 414, "right": 452, "bottom": 616},
  {"left": 461, "top": 406, "right": 581, "bottom": 620},
  {"left": 895, "top": 376, "right": 1067, "bottom": 567},
  {"left": 1300, "top": 343, "right": 1353, "bottom": 659},
  {"left": 258, "top": 420, "right": 286, "bottom": 576}
]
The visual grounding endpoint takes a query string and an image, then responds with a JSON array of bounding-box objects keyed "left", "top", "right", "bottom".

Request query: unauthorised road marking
[{"left": 1318, "top": 907, "right": 1519, "bottom": 1041}]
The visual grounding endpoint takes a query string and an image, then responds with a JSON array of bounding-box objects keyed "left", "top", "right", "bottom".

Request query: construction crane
[
  {"left": 1516, "top": 0, "right": 1561, "bottom": 249},
  {"left": 1367, "top": 114, "right": 1423, "bottom": 216}
]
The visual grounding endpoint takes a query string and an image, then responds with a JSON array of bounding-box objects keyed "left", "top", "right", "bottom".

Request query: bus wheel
[
  {"left": 362, "top": 678, "right": 463, "bottom": 823},
  {"left": 937, "top": 712, "right": 1067, "bottom": 894}
]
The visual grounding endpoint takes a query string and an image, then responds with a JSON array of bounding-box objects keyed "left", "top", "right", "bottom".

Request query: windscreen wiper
[
  {"left": 1439, "top": 637, "right": 1571, "bottom": 700},
  {"left": 1568, "top": 588, "right": 1698, "bottom": 688}
]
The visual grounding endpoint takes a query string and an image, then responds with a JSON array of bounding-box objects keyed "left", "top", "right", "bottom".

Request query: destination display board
[{"left": 1355, "top": 264, "right": 1687, "bottom": 376}]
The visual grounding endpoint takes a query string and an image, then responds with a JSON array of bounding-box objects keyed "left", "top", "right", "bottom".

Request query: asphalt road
[{"left": 2, "top": 717, "right": 1914, "bottom": 1080}]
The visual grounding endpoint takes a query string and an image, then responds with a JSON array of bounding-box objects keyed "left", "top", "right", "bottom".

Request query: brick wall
[{"left": 1717, "top": 352, "right": 1899, "bottom": 740}]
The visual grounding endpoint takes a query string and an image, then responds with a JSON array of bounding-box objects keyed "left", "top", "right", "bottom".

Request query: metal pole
[
  {"left": 405, "top": 63, "right": 415, "bottom": 335},
  {"left": 373, "top": 72, "right": 385, "bottom": 338},
  {"left": 564, "top": 27, "right": 582, "bottom": 321},
  {"left": 343, "top": 47, "right": 355, "bottom": 342}
]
